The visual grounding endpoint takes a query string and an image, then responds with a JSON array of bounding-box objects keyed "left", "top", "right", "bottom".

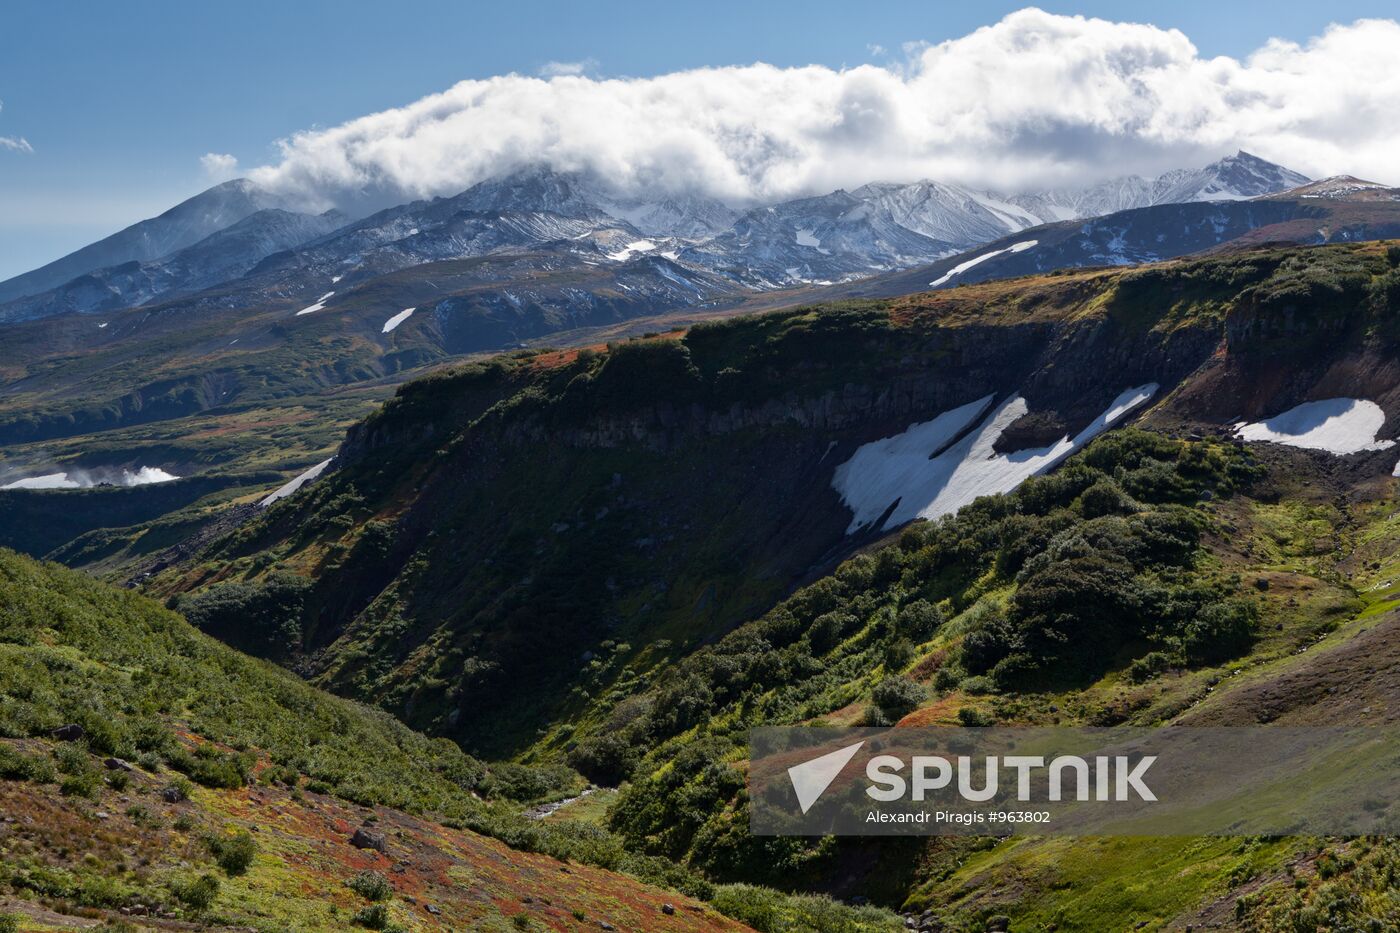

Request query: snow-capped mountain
[
  {"left": 0, "top": 152, "right": 1317, "bottom": 323},
  {"left": 249, "top": 173, "right": 650, "bottom": 288},
  {"left": 681, "top": 189, "right": 957, "bottom": 287},
  {"left": 593, "top": 192, "right": 739, "bottom": 239},
  {"left": 0, "top": 179, "right": 286, "bottom": 305},
  {"left": 679, "top": 151, "right": 1312, "bottom": 287},
  {"left": 1152, "top": 151, "right": 1311, "bottom": 204},
  {"left": 0, "top": 208, "right": 348, "bottom": 322},
  {"left": 1007, "top": 152, "right": 1312, "bottom": 223},
  {"left": 825, "top": 178, "right": 1400, "bottom": 301}
]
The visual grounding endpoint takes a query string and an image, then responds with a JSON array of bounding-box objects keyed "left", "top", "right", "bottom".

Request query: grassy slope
[{"left": 0, "top": 548, "right": 902, "bottom": 932}]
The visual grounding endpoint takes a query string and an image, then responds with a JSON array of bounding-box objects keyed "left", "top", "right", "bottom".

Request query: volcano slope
[
  {"left": 0, "top": 547, "right": 920, "bottom": 932},
  {"left": 147, "top": 241, "right": 1400, "bottom": 928}
]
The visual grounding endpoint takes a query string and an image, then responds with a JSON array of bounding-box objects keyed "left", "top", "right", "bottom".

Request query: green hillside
[{"left": 0, "top": 547, "right": 902, "bottom": 931}]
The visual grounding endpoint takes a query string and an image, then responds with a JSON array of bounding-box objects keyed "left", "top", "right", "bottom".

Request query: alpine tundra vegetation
[{"left": 4, "top": 5, "right": 1400, "bottom": 931}]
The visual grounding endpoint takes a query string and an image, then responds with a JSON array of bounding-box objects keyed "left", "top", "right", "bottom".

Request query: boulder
[
  {"left": 350, "top": 826, "right": 388, "bottom": 853},
  {"left": 51, "top": 723, "right": 85, "bottom": 741}
]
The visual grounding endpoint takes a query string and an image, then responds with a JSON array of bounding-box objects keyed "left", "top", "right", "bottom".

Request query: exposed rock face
[{"left": 990, "top": 410, "right": 1070, "bottom": 453}]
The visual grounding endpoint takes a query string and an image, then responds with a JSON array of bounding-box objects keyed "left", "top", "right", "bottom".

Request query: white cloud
[
  {"left": 0, "top": 98, "right": 32, "bottom": 154},
  {"left": 539, "top": 58, "right": 599, "bottom": 78},
  {"left": 200, "top": 152, "right": 240, "bottom": 180},
  {"left": 247, "top": 9, "right": 1400, "bottom": 210}
]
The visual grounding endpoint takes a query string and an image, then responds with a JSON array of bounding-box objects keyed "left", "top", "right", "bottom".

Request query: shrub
[
  {"left": 897, "top": 599, "right": 945, "bottom": 641},
  {"left": 1127, "top": 650, "right": 1176, "bottom": 683},
  {"left": 167, "top": 745, "right": 251, "bottom": 789},
  {"left": 353, "top": 903, "right": 391, "bottom": 929},
  {"left": 710, "top": 885, "right": 781, "bottom": 931},
  {"left": 1079, "top": 479, "right": 1137, "bottom": 518},
  {"left": 0, "top": 744, "right": 54, "bottom": 783},
  {"left": 1179, "top": 599, "right": 1258, "bottom": 663},
  {"left": 205, "top": 829, "right": 257, "bottom": 875},
  {"left": 957, "top": 708, "right": 994, "bottom": 727},
  {"left": 171, "top": 872, "right": 220, "bottom": 912},
  {"left": 347, "top": 869, "right": 393, "bottom": 901},
  {"left": 60, "top": 771, "right": 101, "bottom": 799},
  {"left": 960, "top": 614, "right": 1020, "bottom": 675},
  {"left": 0, "top": 914, "right": 16, "bottom": 933},
  {"left": 869, "top": 677, "right": 924, "bottom": 722}
]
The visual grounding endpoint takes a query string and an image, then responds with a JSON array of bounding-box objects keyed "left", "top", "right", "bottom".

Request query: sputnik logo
[{"left": 787, "top": 741, "right": 864, "bottom": 814}]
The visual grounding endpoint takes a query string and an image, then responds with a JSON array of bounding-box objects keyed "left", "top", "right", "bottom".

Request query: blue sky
[{"left": 2, "top": 0, "right": 1398, "bottom": 280}]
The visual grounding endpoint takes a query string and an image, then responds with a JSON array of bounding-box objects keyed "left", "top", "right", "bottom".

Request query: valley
[{"left": 4, "top": 149, "right": 1400, "bottom": 932}]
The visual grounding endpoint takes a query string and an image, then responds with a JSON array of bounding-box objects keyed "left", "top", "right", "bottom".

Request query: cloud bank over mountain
[{"left": 246, "top": 9, "right": 1400, "bottom": 209}]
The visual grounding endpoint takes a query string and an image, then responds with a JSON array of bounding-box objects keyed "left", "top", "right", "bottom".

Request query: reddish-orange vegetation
[{"left": 0, "top": 736, "right": 753, "bottom": 932}]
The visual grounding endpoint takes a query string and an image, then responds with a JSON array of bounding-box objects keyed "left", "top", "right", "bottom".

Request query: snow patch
[
  {"left": 260, "top": 458, "right": 334, "bottom": 507},
  {"left": 929, "top": 240, "right": 1038, "bottom": 288},
  {"left": 98, "top": 322, "right": 108, "bottom": 329},
  {"left": 1235, "top": 399, "right": 1394, "bottom": 454},
  {"left": 606, "top": 239, "right": 657, "bottom": 262},
  {"left": 794, "top": 228, "right": 830, "bottom": 255},
  {"left": 295, "top": 291, "right": 335, "bottom": 316},
  {"left": 834, "top": 384, "right": 1158, "bottom": 533},
  {"left": 331, "top": 274, "right": 344, "bottom": 284},
  {"left": 1, "top": 466, "right": 179, "bottom": 491},
  {"left": 382, "top": 307, "right": 416, "bottom": 333}
]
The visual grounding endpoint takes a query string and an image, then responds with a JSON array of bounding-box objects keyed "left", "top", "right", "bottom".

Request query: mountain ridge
[{"left": 0, "top": 152, "right": 1314, "bottom": 319}]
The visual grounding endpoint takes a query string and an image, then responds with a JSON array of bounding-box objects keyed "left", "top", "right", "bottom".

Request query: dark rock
[
  {"left": 991, "top": 411, "right": 1069, "bottom": 454},
  {"left": 662, "top": 903, "right": 675, "bottom": 915},
  {"left": 160, "top": 785, "right": 186, "bottom": 803},
  {"left": 51, "top": 723, "right": 85, "bottom": 741},
  {"left": 103, "top": 757, "right": 134, "bottom": 772},
  {"left": 350, "top": 826, "right": 388, "bottom": 853},
  {"left": 425, "top": 905, "right": 441, "bottom": 916},
  {"left": 987, "top": 916, "right": 1011, "bottom": 932}
]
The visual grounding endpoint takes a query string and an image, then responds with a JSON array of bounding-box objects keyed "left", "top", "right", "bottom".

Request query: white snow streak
[
  {"left": 929, "top": 240, "right": 1038, "bottom": 287},
  {"left": 260, "top": 459, "right": 334, "bottom": 507},
  {"left": 382, "top": 307, "right": 416, "bottom": 333},
  {"left": 295, "top": 291, "right": 335, "bottom": 316},
  {"left": 834, "top": 384, "right": 1158, "bottom": 533},
  {"left": 1235, "top": 398, "right": 1394, "bottom": 454}
]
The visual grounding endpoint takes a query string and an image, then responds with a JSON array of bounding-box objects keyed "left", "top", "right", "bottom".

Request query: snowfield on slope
[
  {"left": 260, "top": 458, "right": 334, "bottom": 507},
  {"left": 1, "top": 466, "right": 179, "bottom": 490},
  {"left": 606, "top": 240, "right": 657, "bottom": 262},
  {"left": 382, "top": 307, "right": 416, "bottom": 333},
  {"left": 834, "top": 384, "right": 1158, "bottom": 533},
  {"left": 295, "top": 291, "right": 335, "bottom": 316},
  {"left": 1235, "top": 399, "right": 1395, "bottom": 454},
  {"left": 929, "top": 240, "right": 1038, "bottom": 287}
]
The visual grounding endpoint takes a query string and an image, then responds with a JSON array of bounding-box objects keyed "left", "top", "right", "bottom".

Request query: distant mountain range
[
  {"left": 0, "top": 179, "right": 286, "bottom": 306},
  {"left": 0, "top": 151, "right": 1315, "bottom": 323},
  {"left": 5, "top": 151, "right": 1400, "bottom": 456}
]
